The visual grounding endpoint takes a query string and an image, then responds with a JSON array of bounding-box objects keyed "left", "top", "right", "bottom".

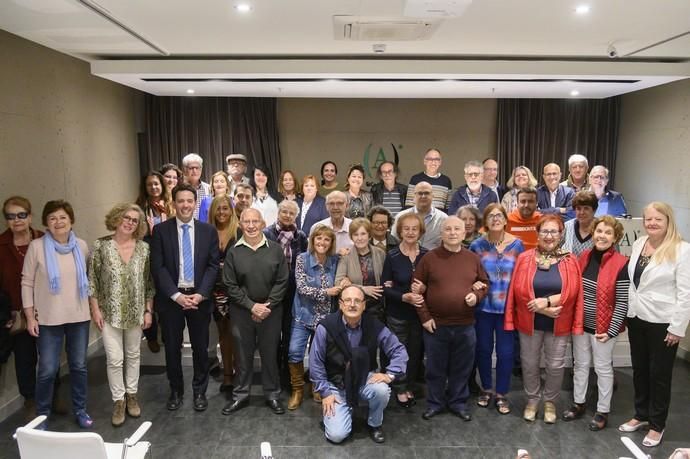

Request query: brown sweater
[{"left": 414, "top": 245, "right": 490, "bottom": 326}]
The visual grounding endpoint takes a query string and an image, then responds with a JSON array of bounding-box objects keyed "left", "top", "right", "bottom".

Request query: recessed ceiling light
[
  {"left": 186, "top": 89, "right": 195, "bottom": 94},
  {"left": 570, "top": 90, "right": 580, "bottom": 96},
  {"left": 575, "top": 5, "right": 590, "bottom": 14},
  {"left": 235, "top": 3, "right": 252, "bottom": 13}
]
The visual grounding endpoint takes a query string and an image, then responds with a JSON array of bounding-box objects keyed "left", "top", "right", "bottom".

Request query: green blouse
[{"left": 88, "top": 237, "right": 155, "bottom": 329}]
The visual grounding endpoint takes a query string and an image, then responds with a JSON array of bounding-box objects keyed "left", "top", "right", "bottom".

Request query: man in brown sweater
[{"left": 413, "top": 216, "right": 489, "bottom": 421}]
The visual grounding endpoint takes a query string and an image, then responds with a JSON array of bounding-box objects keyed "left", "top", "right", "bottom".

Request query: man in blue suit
[
  {"left": 151, "top": 182, "right": 220, "bottom": 412},
  {"left": 537, "top": 163, "right": 575, "bottom": 221},
  {"left": 448, "top": 160, "right": 498, "bottom": 215}
]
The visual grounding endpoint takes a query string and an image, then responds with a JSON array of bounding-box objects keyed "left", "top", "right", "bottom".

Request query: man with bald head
[
  {"left": 413, "top": 216, "right": 490, "bottom": 421},
  {"left": 222, "top": 208, "right": 289, "bottom": 415},
  {"left": 393, "top": 181, "right": 448, "bottom": 250},
  {"left": 537, "top": 163, "right": 575, "bottom": 220}
]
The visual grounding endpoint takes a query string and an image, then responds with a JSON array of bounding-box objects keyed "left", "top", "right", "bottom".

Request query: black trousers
[
  {"left": 230, "top": 304, "right": 283, "bottom": 402},
  {"left": 385, "top": 314, "right": 423, "bottom": 393},
  {"left": 142, "top": 299, "right": 159, "bottom": 343},
  {"left": 627, "top": 316, "right": 678, "bottom": 431},
  {"left": 158, "top": 299, "right": 212, "bottom": 395},
  {"left": 12, "top": 330, "right": 37, "bottom": 399}
]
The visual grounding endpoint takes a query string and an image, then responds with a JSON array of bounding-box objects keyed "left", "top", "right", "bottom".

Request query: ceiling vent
[{"left": 333, "top": 16, "right": 440, "bottom": 41}]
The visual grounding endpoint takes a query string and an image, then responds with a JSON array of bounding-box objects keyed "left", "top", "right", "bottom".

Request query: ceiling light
[
  {"left": 235, "top": 3, "right": 251, "bottom": 13},
  {"left": 570, "top": 90, "right": 580, "bottom": 97},
  {"left": 186, "top": 89, "right": 195, "bottom": 94},
  {"left": 575, "top": 5, "right": 590, "bottom": 14}
]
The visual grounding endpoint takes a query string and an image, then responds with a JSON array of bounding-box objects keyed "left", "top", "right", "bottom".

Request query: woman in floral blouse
[{"left": 88, "top": 203, "right": 154, "bottom": 427}]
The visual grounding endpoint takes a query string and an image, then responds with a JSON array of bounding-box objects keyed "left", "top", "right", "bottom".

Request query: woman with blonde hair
[
  {"left": 618, "top": 202, "right": 690, "bottom": 447},
  {"left": 209, "top": 195, "right": 240, "bottom": 393},
  {"left": 88, "top": 203, "right": 154, "bottom": 426},
  {"left": 199, "top": 170, "right": 232, "bottom": 223},
  {"left": 501, "top": 166, "right": 538, "bottom": 213}
]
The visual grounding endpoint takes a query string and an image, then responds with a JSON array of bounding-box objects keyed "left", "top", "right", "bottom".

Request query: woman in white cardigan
[{"left": 618, "top": 202, "right": 690, "bottom": 447}]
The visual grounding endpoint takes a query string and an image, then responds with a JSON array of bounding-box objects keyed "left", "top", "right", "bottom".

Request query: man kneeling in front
[{"left": 309, "top": 285, "right": 408, "bottom": 444}]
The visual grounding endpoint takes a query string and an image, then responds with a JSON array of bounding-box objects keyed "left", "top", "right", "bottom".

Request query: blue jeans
[
  {"left": 287, "top": 320, "right": 314, "bottom": 363},
  {"left": 323, "top": 372, "right": 391, "bottom": 443},
  {"left": 423, "top": 324, "right": 476, "bottom": 412},
  {"left": 36, "top": 321, "right": 90, "bottom": 416},
  {"left": 475, "top": 310, "right": 514, "bottom": 395}
]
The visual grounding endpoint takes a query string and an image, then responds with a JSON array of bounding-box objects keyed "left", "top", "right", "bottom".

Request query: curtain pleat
[
  {"left": 496, "top": 98, "right": 620, "bottom": 186},
  {"left": 140, "top": 95, "right": 282, "bottom": 185}
]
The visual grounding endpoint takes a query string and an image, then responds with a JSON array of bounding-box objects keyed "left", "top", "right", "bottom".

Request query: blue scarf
[{"left": 43, "top": 231, "right": 89, "bottom": 299}]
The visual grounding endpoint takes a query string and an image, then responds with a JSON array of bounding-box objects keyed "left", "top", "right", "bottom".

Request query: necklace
[
  {"left": 488, "top": 233, "right": 505, "bottom": 248},
  {"left": 536, "top": 249, "right": 559, "bottom": 271},
  {"left": 13, "top": 231, "right": 32, "bottom": 258},
  {"left": 639, "top": 240, "right": 655, "bottom": 268}
]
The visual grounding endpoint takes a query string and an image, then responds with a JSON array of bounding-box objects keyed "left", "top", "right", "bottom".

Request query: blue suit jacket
[
  {"left": 296, "top": 195, "right": 329, "bottom": 235},
  {"left": 537, "top": 185, "right": 575, "bottom": 220},
  {"left": 150, "top": 218, "right": 220, "bottom": 307},
  {"left": 448, "top": 185, "right": 498, "bottom": 215}
]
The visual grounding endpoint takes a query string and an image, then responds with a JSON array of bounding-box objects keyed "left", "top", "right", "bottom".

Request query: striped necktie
[{"left": 182, "top": 224, "right": 194, "bottom": 282}]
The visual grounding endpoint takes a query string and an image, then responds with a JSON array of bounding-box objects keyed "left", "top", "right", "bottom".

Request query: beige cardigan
[
  {"left": 21, "top": 237, "right": 91, "bottom": 326},
  {"left": 335, "top": 244, "right": 386, "bottom": 288}
]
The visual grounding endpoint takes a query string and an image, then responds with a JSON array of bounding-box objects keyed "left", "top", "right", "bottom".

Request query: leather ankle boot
[{"left": 287, "top": 362, "right": 305, "bottom": 410}]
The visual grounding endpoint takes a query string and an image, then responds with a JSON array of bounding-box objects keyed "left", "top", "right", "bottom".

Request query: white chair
[{"left": 14, "top": 415, "right": 152, "bottom": 459}]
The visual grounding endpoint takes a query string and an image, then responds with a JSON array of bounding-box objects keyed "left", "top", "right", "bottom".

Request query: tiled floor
[{"left": 1, "top": 350, "right": 689, "bottom": 459}]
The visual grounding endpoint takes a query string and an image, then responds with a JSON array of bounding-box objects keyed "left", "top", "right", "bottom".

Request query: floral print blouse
[{"left": 88, "top": 237, "right": 155, "bottom": 329}]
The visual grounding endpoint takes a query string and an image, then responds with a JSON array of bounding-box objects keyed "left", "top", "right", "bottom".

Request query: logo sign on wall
[{"left": 362, "top": 143, "right": 402, "bottom": 179}]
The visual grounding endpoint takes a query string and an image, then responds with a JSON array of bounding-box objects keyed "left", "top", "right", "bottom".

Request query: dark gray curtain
[
  {"left": 496, "top": 98, "right": 620, "bottom": 186},
  {"left": 140, "top": 95, "right": 281, "bottom": 184}
]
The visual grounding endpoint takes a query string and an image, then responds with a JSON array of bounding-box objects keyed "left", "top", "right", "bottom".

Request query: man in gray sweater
[{"left": 221, "top": 208, "right": 289, "bottom": 415}]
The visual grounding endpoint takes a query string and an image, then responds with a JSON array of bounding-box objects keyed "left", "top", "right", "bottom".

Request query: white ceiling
[{"left": 2, "top": 0, "right": 690, "bottom": 98}]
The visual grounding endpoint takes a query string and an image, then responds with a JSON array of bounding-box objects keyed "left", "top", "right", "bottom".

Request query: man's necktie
[{"left": 182, "top": 224, "right": 193, "bottom": 282}]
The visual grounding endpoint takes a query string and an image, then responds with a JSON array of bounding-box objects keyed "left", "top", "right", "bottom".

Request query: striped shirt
[
  {"left": 405, "top": 172, "right": 453, "bottom": 211},
  {"left": 582, "top": 251, "right": 630, "bottom": 337},
  {"left": 382, "top": 190, "right": 403, "bottom": 217}
]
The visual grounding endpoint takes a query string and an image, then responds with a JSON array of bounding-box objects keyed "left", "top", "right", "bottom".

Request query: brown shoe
[
  {"left": 287, "top": 362, "right": 305, "bottom": 410},
  {"left": 126, "top": 393, "right": 141, "bottom": 418},
  {"left": 588, "top": 412, "right": 608, "bottom": 431},
  {"left": 562, "top": 403, "right": 586, "bottom": 421},
  {"left": 147, "top": 339, "right": 160, "bottom": 353},
  {"left": 112, "top": 399, "right": 126, "bottom": 427}
]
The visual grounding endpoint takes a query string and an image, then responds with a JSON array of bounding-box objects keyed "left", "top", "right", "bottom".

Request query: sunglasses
[{"left": 5, "top": 212, "right": 29, "bottom": 220}]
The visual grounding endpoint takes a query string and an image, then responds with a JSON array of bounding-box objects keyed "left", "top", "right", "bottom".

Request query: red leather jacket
[{"left": 504, "top": 249, "right": 584, "bottom": 337}]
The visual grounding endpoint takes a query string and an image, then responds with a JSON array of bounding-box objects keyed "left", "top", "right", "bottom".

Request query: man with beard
[
  {"left": 506, "top": 187, "right": 543, "bottom": 251},
  {"left": 449, "top": 160, "right": 499, "bottom": 214}
]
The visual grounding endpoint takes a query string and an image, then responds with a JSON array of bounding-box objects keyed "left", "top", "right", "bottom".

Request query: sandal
[
  {"left": 477, "top": 391, "right": 492, "bottom": 408},
  {"left": 495, "top": 396, "right": 511, "bottom": 415}
]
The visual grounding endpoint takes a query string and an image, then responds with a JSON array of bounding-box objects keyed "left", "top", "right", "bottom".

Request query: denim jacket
[{"left": 292, "top": 251, "right": 339, "bottom": 329}]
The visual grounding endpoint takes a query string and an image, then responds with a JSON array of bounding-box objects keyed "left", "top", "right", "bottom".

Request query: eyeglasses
[
  {"left": 416, "top": 191, "right": 432, "bottom": 196},
  {"left": 340, "top": 298, "right": 364, "bottom": 306},
  {"left": 4, "top": 212, "right": 28, "bottom": 220},
  {"left": 465, "top": 172, "right": 482, "bottom": 177},
  {"left": 539, "top": 230, "right": 561, "bottom": 236},
  {"left": 487, "top": 213, "right": 505, "bottom": 221},
  {"left": 122, "top": 215, "right": 139, "bottom": 224},
  {"left": 424, "top": 157, "right": 442, "bottom": 162},
  {"left": 590, "top": 175, "right": 607, "bottom": 180},
  {"left": 380, "top": 169, "right": 395, "bottom": 175},
  {"left": 371, "top": 220, "right": 388, "bottom": 226},
  {"left": 241, "top": 219, "right": 262, "bottom": 226}
]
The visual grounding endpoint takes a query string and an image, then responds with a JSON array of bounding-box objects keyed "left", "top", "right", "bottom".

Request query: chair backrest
[{"left": 16, "top": 427, "right": 108, "bottom": 459}]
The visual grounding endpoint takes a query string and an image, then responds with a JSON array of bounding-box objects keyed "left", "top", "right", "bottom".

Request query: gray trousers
[
  {"left": 230, "top": 304, "right": 283, "bottom": 401},
  {"left": 519, "top": 330, "right": 568, "bottom": 405}
]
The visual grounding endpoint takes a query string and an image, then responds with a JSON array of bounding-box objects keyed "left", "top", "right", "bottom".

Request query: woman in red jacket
[
  {"left": 505, "top": 214, "right": 583, "bottom": 425},
  {"left": 562, "top": 215, "right": 629, "bottom": 431}
]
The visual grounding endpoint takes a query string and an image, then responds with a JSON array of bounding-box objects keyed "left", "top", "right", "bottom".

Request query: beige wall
[
  {"left": 0, "top": 30, "right": 141, "bottom": 417},
  {"left": 278, "top": 98, "right": 497, "bottom": 186},
  {"left": 616, "top": 77, "right": 690, "bottom": 355}
]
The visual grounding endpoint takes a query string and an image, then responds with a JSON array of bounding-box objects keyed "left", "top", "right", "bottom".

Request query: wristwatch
[{"left": 386, "top": 373, "right": 395, "bottom": 382}]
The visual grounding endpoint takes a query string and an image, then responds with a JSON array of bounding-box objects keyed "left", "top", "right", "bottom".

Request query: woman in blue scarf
[{"left": 21, "top": 200, "right": 92, "bottom": 430}]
